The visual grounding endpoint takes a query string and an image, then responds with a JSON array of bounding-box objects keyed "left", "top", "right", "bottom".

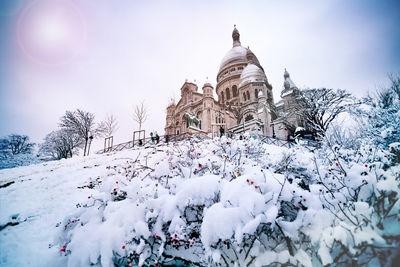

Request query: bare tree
[
  {"left": 99, "top": 114, "right": 119, "bottom": 138},
  {"left": 0, "top": 138, "right": 10, "bottom": 159},
  {"left": 59, "top": 109, "right": 98, "bottom": 156},
  {"left": 133, "top": 101, "right": 148, "bottom": 131},
  {"left": 228, "top": 103, "right": 244, "bottom": 124},
  {"left": 7, "top": 134, "right": 35, "bottom": 155},
  {"left": 279, "top": 88, "right": 354, "bottom": 140},
  {"left": 39, "top": 130, "right": 81, "bottom": 160},
  {"left": 300, "top": 89, "right": 354, "bottom": 139}
]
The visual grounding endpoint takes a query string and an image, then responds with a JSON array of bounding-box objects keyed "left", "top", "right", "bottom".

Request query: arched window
[
  {"left": 232, "top": 85, "right": 238, "bottom": 97},
  {"left": 226, "top": 88, "right": 230, "bottom": 100},
  {"left": 221, "top": 92, "right": 224, "bottom": 103},
  {"left": 247, "top": 91, "right": 250, "bottom": 101},
  {"left": 245, "top": 114, "right": 254, "bottom": 122},
  {"left": 255, "top": 89, "right": 258, "bottom": 99},
  {"left": 243, "top": 92, "right": 246, "bottom": 101}
]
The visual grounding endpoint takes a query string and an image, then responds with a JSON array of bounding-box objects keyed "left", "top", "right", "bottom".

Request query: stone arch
[
  {"left": 221, "top": 91, "right": 225, "bottom": 103},
  {"left": 245, "top": 114, "right": 254, "bottom": 122},
  {"left": 246, "top": 91, "right": 250, "bottom": 101},
  {"left": 243, "top": 92, "right": 246, "bottom": 101},
  {"left": 255, "top": 89, "right": 258, "bottom": 99}
]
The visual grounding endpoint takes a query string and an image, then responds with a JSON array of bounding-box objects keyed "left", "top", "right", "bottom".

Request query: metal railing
[
  {"left": 97, "top": 132, "right": 210, "bottom": 154},
  {"left": 98, "top": 132, "right": 319, "bottom": 154}
]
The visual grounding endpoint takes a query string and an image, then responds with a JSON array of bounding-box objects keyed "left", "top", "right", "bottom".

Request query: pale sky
[{"left": 0, "top": 0, "right": 399, "bottom": 150}]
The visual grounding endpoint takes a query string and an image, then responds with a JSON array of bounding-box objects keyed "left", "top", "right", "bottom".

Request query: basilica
[{"left": 164, "top": 27, "right": 303, "bottom": 140}]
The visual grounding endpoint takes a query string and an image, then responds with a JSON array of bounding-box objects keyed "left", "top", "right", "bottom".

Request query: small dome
[
  {"left": 282, "top": 68, "right": 297, "bottom": 90},
  {"left": 203, "top": 82, "right": 213, "bottom": 88},
  {"left": 238, "top": 64, "right": 266, "bottom": 88},
  {"left": 219, "top": 45, "right": 248, "bottom": 71}
]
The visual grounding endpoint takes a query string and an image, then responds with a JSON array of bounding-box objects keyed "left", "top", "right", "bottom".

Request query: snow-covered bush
[{"left": 52, "top": 91, "right": 399, "bottom": 267}]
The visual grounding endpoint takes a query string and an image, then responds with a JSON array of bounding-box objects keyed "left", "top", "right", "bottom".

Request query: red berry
[
  {"left": 303, "top": 199, "right": 306, "bottom": 202},
  {"left": 246, "top": 179, "right": 249, "bottom": 183},
  {"left": 365, "top": 164, "right": 368, "bottom": 167},
  {"left": 336, "top": 163, "right": 339, "bottom": 166},
  {"left": 88, "top": 196, "right": 91, "bottom": 199},
  {"left": 255, "top": 186, "right": 258, "bottom": 189},
  {"left": 114, "top": 188, "right": 117, "bottom": 191},
  {"left": 122, "top": 245, "right": 125, "bottom": 249},
  {"left": 127, "top": 260, "right": 131, "bottom": 264},
  {"left": 251, "top": 181, "right": 254, "bottom": 184},
  {"left": 198, "top": 163, "right": 202, "bottom": 168},
  {"left": 116, "top": 181, "right": 118, "bottom": 184},
  {"left": 296, "top": 206, "right": 299, "bottom": 210},
  {"left": 60, "top": 246, "right": 66, "bottom": 252}
]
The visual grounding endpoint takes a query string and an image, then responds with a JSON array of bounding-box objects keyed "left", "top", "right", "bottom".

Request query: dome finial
[
  {"left": 284, "top": 68, "right": 290, "bottom": 79},
  {"left": 232, "top": 25, "right": 241, "bottom": 47}
]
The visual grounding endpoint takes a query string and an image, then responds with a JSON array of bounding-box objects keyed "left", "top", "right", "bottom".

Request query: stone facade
[{"left": 165, "top": 27, "right": 303, "bottom": 139}]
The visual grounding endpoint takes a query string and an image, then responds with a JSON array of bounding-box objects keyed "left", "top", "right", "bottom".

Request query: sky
[{"left": 0, "top": 0, "right": 399, "bottom": 151}]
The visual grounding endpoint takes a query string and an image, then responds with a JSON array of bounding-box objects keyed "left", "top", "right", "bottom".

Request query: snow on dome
[
  {"left": 238, "top": 63, "right": 266, "bottom": 88},
  {"left": 219, "top": 46, "right": 248, "bottom": 70}
]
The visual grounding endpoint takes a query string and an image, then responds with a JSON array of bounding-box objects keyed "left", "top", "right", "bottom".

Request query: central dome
[{"left": 219, "top": 45, "right": 248, "bottom": 71}]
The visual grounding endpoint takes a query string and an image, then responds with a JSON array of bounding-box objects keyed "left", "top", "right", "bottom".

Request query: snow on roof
[
  {"left": 281, "top": 89, "right": 293, "bottom": 97},
  {"left": 238, "top": 64, "right": 266, "bottom": 88},
  {"left": 219, "top": 45, "right": 248, "bottom": 70}
]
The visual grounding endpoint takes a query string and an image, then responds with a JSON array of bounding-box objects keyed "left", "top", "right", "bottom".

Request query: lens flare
[{"left": 17, "top": 0, "right": 86, "bottom": 66}]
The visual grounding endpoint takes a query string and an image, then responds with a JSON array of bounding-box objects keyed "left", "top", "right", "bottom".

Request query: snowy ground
[
  {"left": 0, "top": 135, "right": 398, "bottom": 266},
  {"left": 0, "top": 149, "right": 140, "bottom": 266}
]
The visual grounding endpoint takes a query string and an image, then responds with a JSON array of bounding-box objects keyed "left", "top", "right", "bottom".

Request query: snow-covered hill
[{"left": 1, "top": 135, "right": 399, "bottom": 266}]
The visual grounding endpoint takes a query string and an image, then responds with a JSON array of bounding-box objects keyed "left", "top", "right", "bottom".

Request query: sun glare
[
  {"left": 38, "top": 17, "right": 69, "bottom": 44},
  {"left": 17, "top": 0, "right": 86, "bottom": 66}
]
